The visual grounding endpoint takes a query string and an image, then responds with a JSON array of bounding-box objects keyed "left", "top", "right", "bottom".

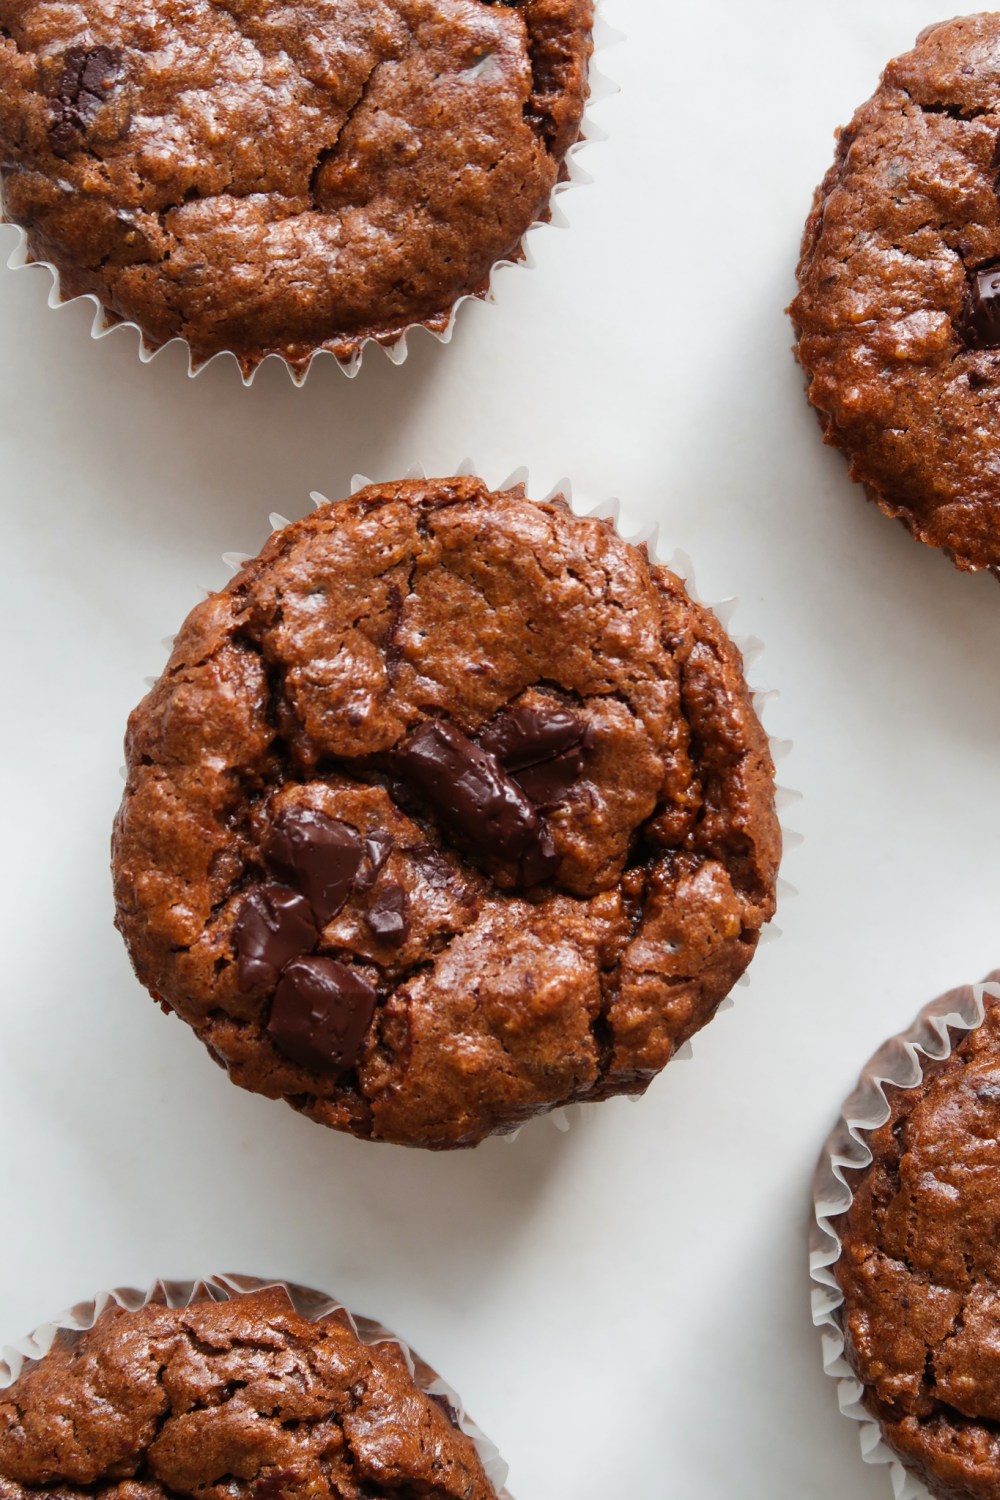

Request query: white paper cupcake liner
[
  {"left": 811, "top": 971, "right": 1000, "bottom": 1500},
  {"left": 0, "top": 1272, "right": 512, "bottom": 1499},
  {"left": 0, "top": 10, "right": 622, "bottom": 387},
  {"left": 145, "top": 460, "right": 796, "bottom": 1141}
]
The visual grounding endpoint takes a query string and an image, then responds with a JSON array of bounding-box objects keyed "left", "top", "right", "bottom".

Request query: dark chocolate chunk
[
  {"left": 962, "top": 263, "right": 1000, "bottom": 350},
  {"left": 410, "top": 843, "right": 454, "bottom": 889},
  {"left": 479, "top": 703, "right": 594, "bottom": 809},
  {"left": 50, "top": 45, "right": 122, "bottom": 153},
  {"left": 479, "top": 704, "right": 587, "bottom": 770},
  {"left": 355, "top": 831, "right": 394, "bottom": 894},
  {"left": 416, "top": 488, "right": 467, "bottom": 511},
  {"left": 514, "top": 747, "right": 588, "bottom": 809},
  {"left": 395, "top": 720, "right": 541, "bottom": 865},
  {"left": 232, "top": 884, "right": 318, "bottom": 992},
  {"left": 430, "top": 1393, "right": 462, "bottom": 1427},
  {"left": 365, "top": 882, "right": 409, "bottom": 947},
  {"left": 267, "top": 956, "right": 377, "bottom": 1074},
  {"left": 264, "top": 807, "right": 363, "bottom": 924},
  {"left": 254, "top": 1473, "right": 299, "bottom": 1500}
]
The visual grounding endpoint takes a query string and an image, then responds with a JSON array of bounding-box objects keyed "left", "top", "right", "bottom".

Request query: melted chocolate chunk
[
  {"left": 410, "top": 844, "right": 454, "bottom": 889},
  {"left": 514, "top": 747, "right": 588, "bottom": 810},
  {"left": 365, "top": 882, "right": 409, "bottom": 947},
  {"left": 254, "top": 1474, "right": 299, "bottom": 1500},
  {"left": 232, "top": 884, "right": 318, "bottom": 992},
  {"left": 479, "top": 703, "right": 594, "bottom": 809},
  {"left": 50, "top": 45, "right": 122, "bottom": 153},
  {"left": 395, "top": 720, "right": 548, "bottom": 874},
  {"left": 430, "top": 1393, "right": 462, "bottom": 1427},
  {"left": 962, "top": 263, "right": 1000, "bottom": 350},
  {"left": 264, "top": 807, "right": 363, "bottom": 924},
  {"left": 267, "top": 956, "right": 377, "bottom": 1074},
  {"left": 355, "top": 831, "right": 394, "bottom": 895},
  {"left": 479, "top": 704, "right": 586, "bottom": 770}
]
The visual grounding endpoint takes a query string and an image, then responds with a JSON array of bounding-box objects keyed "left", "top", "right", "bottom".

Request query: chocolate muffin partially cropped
[
  {"left": 790, "top": 14, "right": 1000, "bottom": 574},
  {"left": 112, "top": 476, "right": 780, "bottom": 1149},
  {"left": 0, "top": 0, "right": 593, "bottom": 377},
  {"left": 835, "top": 995, "right": 1000, "bottom": 1500},
  {"left": 0, "top": 1284, "right": 502, "bottom": 1500}
]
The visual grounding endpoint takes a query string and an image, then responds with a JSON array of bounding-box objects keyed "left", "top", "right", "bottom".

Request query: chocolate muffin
[
  {"left": 112, "top": 476, "right": 781, "bottom": 1150},
  {"left": 835, "top": 994, "right": 1000, "bottom": 1500},
  {"left": 789, "top": 14, "right": 1000, "bottom": 574},
  {"left": 0, "top": 0, "right": 593, "bottom": 377},
  {"left": 0, "top": 1282, "right": 503, "bottom": 1500}
]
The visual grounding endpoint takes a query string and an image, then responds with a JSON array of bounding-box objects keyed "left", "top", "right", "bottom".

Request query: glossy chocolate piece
[
  {"left": 50, "top": 46, "right": 121, "bottom": 153},
  {"left": 365, "top": 882, "right": 409, "bottom": 947},
  {"left": 395, "top": 720, "right": 542, "bottom": 868},
  {"left": 515, "top": 748, "right": 588, "bottom": 810},
  {"left": 267, "top": 956, "right": 377, "bottom": 1074},
  {"left": 479, "top": 704, "right": 586, "bottom": 770},
  {"left": 963, "top": 263, "right": 1000, "bottom": 351},
  {"left": 253, "top": 1473, "right": 299, "bottom": 1500},
  {"left": 480, "top": 702, "right": 594, "bottom": 809},
  {"left": 355, "top": 831, "right": 394, "bottom": 895},
  {"left": 232, "top": 884, "right": 318, "bottom": 992},
  {"left": 264, "top": 807, "right": 362, "bottom": 924}
]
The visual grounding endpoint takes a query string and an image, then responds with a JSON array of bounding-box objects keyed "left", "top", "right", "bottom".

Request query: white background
[{"left": 1, "top": 2, "right": 998, "bottom": 1496}]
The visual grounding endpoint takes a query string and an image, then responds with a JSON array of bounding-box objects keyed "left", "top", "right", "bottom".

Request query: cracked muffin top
[
  {"left": 112, "top": 476, "right": 780, "bottom": 1150},
  {"left": 0, "top": 1285, "right": 500, "bottom": 1500},
  {"left": 789, "top": 13, "right": 1000, "bottom": 574},
  {"left": 0, "top": 0, "right": 593, "bottom": 376},
  {"left": 836, "top": 996, "right": 1000, "bottom": 1500}
]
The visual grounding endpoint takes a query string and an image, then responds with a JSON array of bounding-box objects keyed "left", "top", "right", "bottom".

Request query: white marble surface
[{"left": 1, "top": 3, "right": 998, "bottom": 1496}]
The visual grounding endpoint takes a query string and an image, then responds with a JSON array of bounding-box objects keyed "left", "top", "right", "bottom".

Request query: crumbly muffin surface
[
  {"left": 0, "top": 1287, "right": 498, "bottom": 1500},
  {"left": 790, "top": 14, "right": 1000, "bottom": 573},
  {"left": 112, "top": 477, "right": 780, "bottom": 1149},
  {"left": 837, "top": 999, "right": 1000, "bottom": 1500},
  {"left": 0, "top": 0, "right": 593, "bottom": 374}
]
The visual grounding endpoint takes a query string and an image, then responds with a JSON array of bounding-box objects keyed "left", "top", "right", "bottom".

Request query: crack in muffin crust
[
  {"left": 112, "top": 478, "right": 780, "bottom": 1150},
  {"left": 0, "top": 0, "right": 593, "bottom": 374},
  {"left": 0, "top": 1286, "right": 500, "bottom": 1500},
  {"left": 789, "top": 13, "right": 1000, "bottom": 574},
  {"left": 835, "top": 997, "right": 1000, "bottom": 1500}
]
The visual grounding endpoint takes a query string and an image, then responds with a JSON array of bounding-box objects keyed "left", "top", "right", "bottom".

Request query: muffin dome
[
  {"left": 112, "top": 476, "right": 780, "bottom": 1148},
  {"left": 790, "top": 13, "right": 1000, "bottom": 572},
  {"left": 0, "top": 1283, "right": 502, "bottom": 1500},
  {"left": 0, "top": 0, "right": 593, "bottom": 375}
]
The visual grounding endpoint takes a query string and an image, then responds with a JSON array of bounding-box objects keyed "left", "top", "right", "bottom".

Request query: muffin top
[
  {"left": 836, "top": 997, "right": 1000, "bottom": 1500},
  {"left": 790, "top": 13, "right": 1000, "bottom": 573},
  {"left": 0, "top": 1285, "right": 498, "bottom": 1500},
  {"left": 0, "top": 0, "right": 592, "bottom": 376},
  {"left": 112, "top": 476, "right": 780, "bottom": 1149}
]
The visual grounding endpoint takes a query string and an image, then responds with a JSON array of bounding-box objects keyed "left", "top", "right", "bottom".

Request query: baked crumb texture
[
  {"left": 112, "top": 478, "right": 780, "bottom": 1150},
  {"left": 0, "top": 0, "right": 593, "bottom": 374},
  {"left": 837, "top": 997, "right": 1000, "bottom": 1500},
  {"left": 0, "top": 1285, "right": 501, "bottom": 1500},
  {"left": 790, "top": 13, "right": 1000, "bottom": 573}
]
